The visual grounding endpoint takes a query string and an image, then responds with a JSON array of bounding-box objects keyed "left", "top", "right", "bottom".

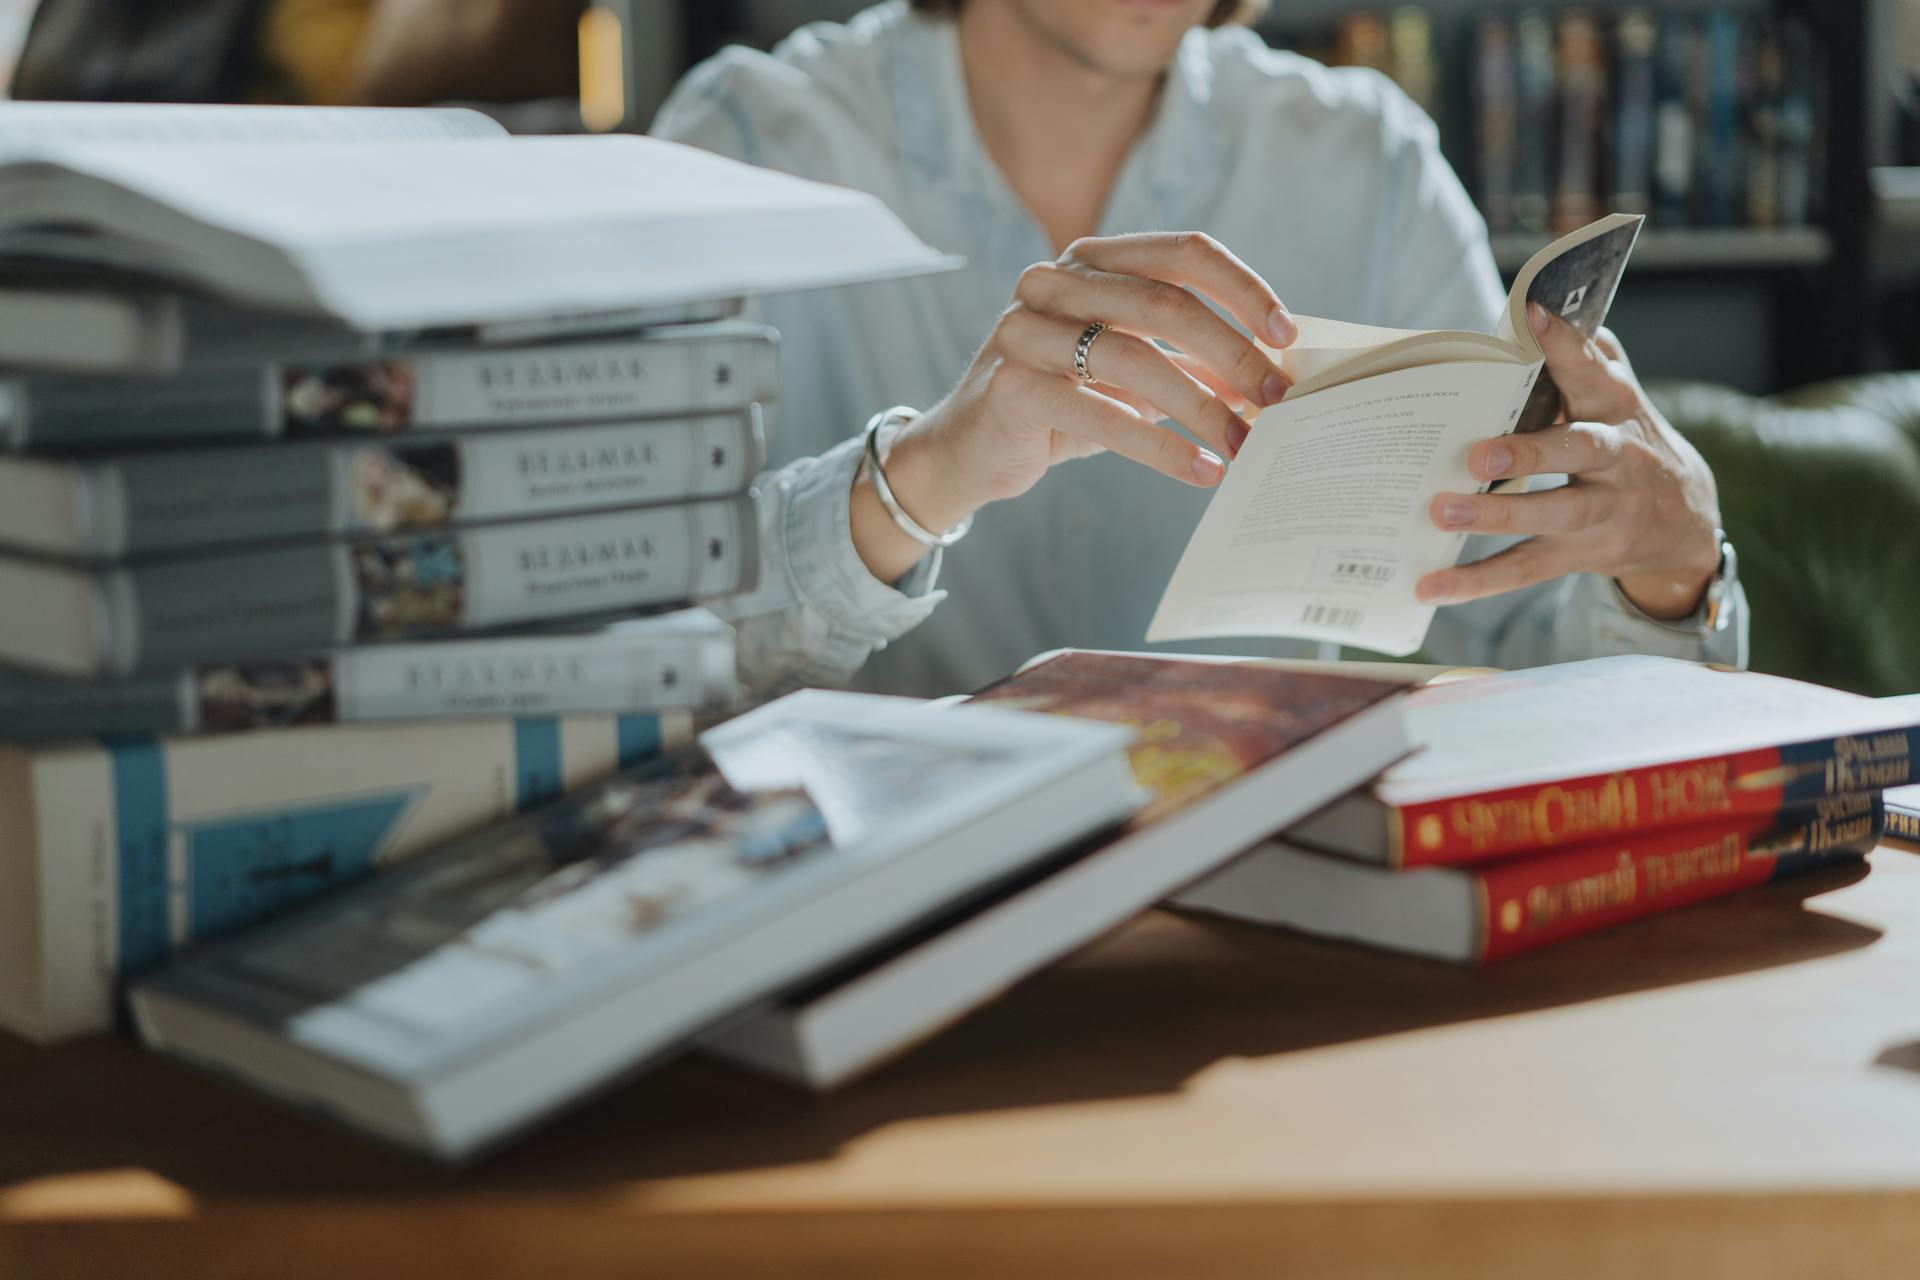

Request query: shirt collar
[{"left": 886, "top": 9, "right": 1228, "bottom": 238}]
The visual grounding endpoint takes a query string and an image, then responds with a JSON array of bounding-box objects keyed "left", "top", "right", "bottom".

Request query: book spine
[
  {"left": 44, "top": 408, "right": 764, "bottom": 558},
  {"left": 1611, "top": 9, "right": 1659, "bottom": 215},
  {"left": 1393, "top": 726, "right": 1920, "bottom": 867},
  {"left": 1889, "top": 800, "right": 1920, "bottom": 847},
  {"left": 1511, "top": 10, "right": 1556, "bottom": 235},
  {"left": 1777, "top": 18, "right": 1816, "bottom": 227},
  {"left": 17, "top": 711, "right": 686, "bottom": 1042},
  {"left": 1653, "top": 16, "right": 1698, "bottom": 225},
  {"left": 1551, "top": 10, "right": 1606, "bottom": 232},
  {"left": 1745, "top": 20, "right": 1784, "bottom": 228},
  {"left": 0, "top": 627, "right": 735, "bottom": 739},
  {"left": 6, "top": 327, "right": 778, "bottom": 449},
  {"left": 1699, "top": 12, "right": 1744, "bottom": 227},
  {"left": 1474, "top": 17, "right": 1517, "bottom": 233},
  {"left": 1473, "top": 794, "right": 1884, "bottom": 962},
  {"left": 281, "top": 328, "right": 779, "bottom": 434},
  {"left": 91, "top": 495, "right": 755, "bottom": 676}
]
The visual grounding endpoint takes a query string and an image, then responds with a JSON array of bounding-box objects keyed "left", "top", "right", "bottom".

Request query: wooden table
[{"left": 9, "top": 845, "right": 1920, "bottom": 1279}]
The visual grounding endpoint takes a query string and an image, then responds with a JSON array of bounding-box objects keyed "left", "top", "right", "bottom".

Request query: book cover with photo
[
  {"left": 0, "top": 410, "right": 763, "bottom": 559},
  {"left": 131, "top": 691, "right": 1140, "bottom": 1158}
]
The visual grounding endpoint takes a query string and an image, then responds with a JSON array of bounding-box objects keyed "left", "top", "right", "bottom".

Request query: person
[{"left": 652, "top": 0, "right": 1745, "bottom": 699}]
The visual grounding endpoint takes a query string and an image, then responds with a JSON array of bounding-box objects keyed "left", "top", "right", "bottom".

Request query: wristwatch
[{"left": 1701, "top": 528, "right": 1739, "bottom": 633}]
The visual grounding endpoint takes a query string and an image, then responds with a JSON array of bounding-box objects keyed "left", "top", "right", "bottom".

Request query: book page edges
[{"left": 0, "top": 747, "right": 46, "bottom": 1040}]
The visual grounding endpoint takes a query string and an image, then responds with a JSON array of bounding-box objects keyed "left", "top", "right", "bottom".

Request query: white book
[
  {"left": 1148, "top": 214, "right": 1642, "bottom": 657},
  {"left": 131, "top": 691, "right": 1141, "bottom": 1160},
  {"left": 701, "top": 650, "right": 1413, "bottom": 1091},
  {"left": 0, "top": 103, "right": 959, "bottom": 331}
]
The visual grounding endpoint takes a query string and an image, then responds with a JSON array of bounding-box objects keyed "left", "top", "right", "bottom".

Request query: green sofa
[{"left": 1652, "top": 377, "right": 1920, "bottom": 696}]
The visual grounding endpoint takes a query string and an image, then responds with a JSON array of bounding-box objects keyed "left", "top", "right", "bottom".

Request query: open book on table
[{"left": 1148, "top": 213, "right": 1643, "bottom": 657}]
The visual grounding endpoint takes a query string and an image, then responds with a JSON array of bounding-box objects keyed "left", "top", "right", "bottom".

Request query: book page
[
  {"left": 0, "top": 103, "right": 506, "bottom": 144},
  {"left": 0, "top": 136, "right": 962, "bottom": 329},
  {"left": 1147, "top": 361, "right": 1538, "bottom": 656}
]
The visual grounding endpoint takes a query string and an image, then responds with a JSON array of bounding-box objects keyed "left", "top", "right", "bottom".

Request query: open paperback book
[
  {"left": 1148, "top": 213, "right": 1642, "bottom": 656},
  {"left": 0, "top": 102, "right": 958, "bottom": 334}
]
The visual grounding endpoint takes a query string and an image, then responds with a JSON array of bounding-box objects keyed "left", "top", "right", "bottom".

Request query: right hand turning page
[{"left": 1147, "top": 214, "right": 1642, "bottom": 657}]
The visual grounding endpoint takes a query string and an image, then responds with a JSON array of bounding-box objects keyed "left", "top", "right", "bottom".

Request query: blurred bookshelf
[
  {"left": 1490, "top": 226, "right": 1832, "bottom": 273},
  {"left": 1255, "top": 0, "right": 1888, "bottom": 391}
]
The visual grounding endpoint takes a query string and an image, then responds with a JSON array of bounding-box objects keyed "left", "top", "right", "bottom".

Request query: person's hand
[
  {"left": 1415, "top": 304, "right": 1722, "bottom": 620},
  {"left": 852, "top": 232, "right": 1296, "bottom": 581}
]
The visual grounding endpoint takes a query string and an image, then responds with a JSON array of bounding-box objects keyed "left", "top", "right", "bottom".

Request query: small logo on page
[{"left": 1559, "top": 285, "right": 1589, "bottom": 316}]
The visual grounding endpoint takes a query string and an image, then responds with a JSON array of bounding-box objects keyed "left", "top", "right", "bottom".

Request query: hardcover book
[
  {"left": 1, "top": 323, "right": 777, "bottom": 450},
  {"left": 702, "top": 650, "right": 1412, "bottom": 1091},
  {"left": 1177, "top": 794, "right": 1885, "bottom": 965},
  {"left": 1149, "top": 214, "right": 1640, "bottom": 656},
  {"left": 1474, "top": 16, "right": 1517, "bottom": 233},
  {"left": 0, "top": 104, "right": 958, "bottom": 333},
  {"left": 0, "top": 407, "right": 764, "bottom": 558},
  {"left": 0, "top": 708, "right": 687, "bottom": 1043},
  {"left": 0, "top": 609, "right": 735, "bottom": 740},
  {"left": 1653, "top": 15, "right": 1699, "bottom": 225},
  {"left": 0, "top": 495, "right": 756, "bottom": 678},
  {"left": 1610, "top": 9, "right": 1658, "bottom": 216},
  {"left": 131, "top": 691, "right": 1142, "bottom": 1159},
  {"left": 1551, "top": 10, "right": 1606, "bottom": 231},
  {"left": 1288, "top": 656, "right": 1920, "bottom": 867}
]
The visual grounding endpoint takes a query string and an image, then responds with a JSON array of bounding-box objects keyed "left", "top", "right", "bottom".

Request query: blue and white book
[
  {"left": 130, "top": 691, "right": 1141, "bottom": 1160},
  {"left": 0, "top": 708, "right": 687, "bottom": 1044}
]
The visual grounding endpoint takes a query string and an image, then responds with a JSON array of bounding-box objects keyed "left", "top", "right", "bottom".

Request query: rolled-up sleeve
[{"left": 710, "top": 436, "right": 945, "bottom": 699}]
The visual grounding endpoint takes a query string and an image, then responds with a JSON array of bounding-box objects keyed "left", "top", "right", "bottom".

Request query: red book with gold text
[
  {"left": 1178, "top": 793, "right": 1885, "bottom": 964},
  {"left": 1289, "top": 656, "right": 1920, "bottom": 868}
]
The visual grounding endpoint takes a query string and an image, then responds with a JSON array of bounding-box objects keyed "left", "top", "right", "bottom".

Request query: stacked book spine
[
  {"left": 1176, "top": 659, "right": 1919, "bottom": 965},
  {"left": 0, "top": 312, "right": 778, "bottom": 1042}
]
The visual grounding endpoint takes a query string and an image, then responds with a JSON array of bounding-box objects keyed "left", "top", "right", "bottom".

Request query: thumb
[{"left": 1529, "top": 302, "right": 1635, "bottom": 423}]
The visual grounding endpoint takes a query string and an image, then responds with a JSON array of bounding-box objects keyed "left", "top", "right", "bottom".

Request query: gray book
[
  {"left": 0, "top": 277, "right": 741, "bottom": 376},
  {"left": 0, "top": 407, "right": 764, "bottom": 558},
  {"left": 0, "top": 322, "right": 778, "bottom": 449},
  {"left": 0, "top": 495, "right": 758, "bottom": 678},
  {"left": 0, "top": 609, "right": 737, "bottom": 740}
]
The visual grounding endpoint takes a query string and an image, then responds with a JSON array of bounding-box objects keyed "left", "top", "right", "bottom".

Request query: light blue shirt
[{"left": 654, "top": 1, "right": 1746, "bottom": 698}]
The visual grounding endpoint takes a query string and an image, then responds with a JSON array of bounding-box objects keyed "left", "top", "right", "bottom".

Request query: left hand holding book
[{"left": 1415, "top": 304, "right": 1723, "bottom": 620}]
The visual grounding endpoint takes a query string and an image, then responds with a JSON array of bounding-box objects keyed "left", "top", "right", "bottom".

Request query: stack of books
[
  {"left": 104, "top": 652, "right": 1920, "bottom": 1159},
  {"left": 1177, "top": 656, "right": 1918, "bottom": 962},
  {"left": 0, "top": 101, "right": 956, "bottom": 1044}
]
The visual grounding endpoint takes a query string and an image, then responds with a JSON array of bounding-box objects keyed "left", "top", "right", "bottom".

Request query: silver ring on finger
[{"left": 1073, "top": 321, "right": 1107, "bottom": 382}]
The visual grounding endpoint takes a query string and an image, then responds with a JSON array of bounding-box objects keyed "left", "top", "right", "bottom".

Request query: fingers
[
  {"left": 1015, "top": 261, "right": 1289, "bottom": 410},
  {"left": 1063, "top": 231, "right": 1297, "bottom": 348},
  {"left": 1469, "top": 421, "right": 1621, "bottom": 482},
  {"left": 1415, "top": 536, "right": 1578, "bottom": 605},
  {"left": 1035, "top": 373, "right": 1226, "bottom": 487},
  {"left": 1429, "top": 483, "right": 1612, "bottom": 536},
  {"left": 1529, "top": 303, "right": 1639, "bottom": 424},
  {"left": 1166, "top": 350, "right": 1258, "bottom": 417},
  {"left": 995, "top": 305, "right": 1251, "bottom": 456}
]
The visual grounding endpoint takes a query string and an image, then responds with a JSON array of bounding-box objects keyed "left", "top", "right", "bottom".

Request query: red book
[
  {"left": 1289, "top": 657, "right": 1920, "bottom": 867},
  {"left": 1178, "top": 793, "right": 1885, "bottom": 964}
]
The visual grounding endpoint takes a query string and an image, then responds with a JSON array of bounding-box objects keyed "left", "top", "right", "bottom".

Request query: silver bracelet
[{"left": 862, "top": 406, "right": 972, "bottom": 549}]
